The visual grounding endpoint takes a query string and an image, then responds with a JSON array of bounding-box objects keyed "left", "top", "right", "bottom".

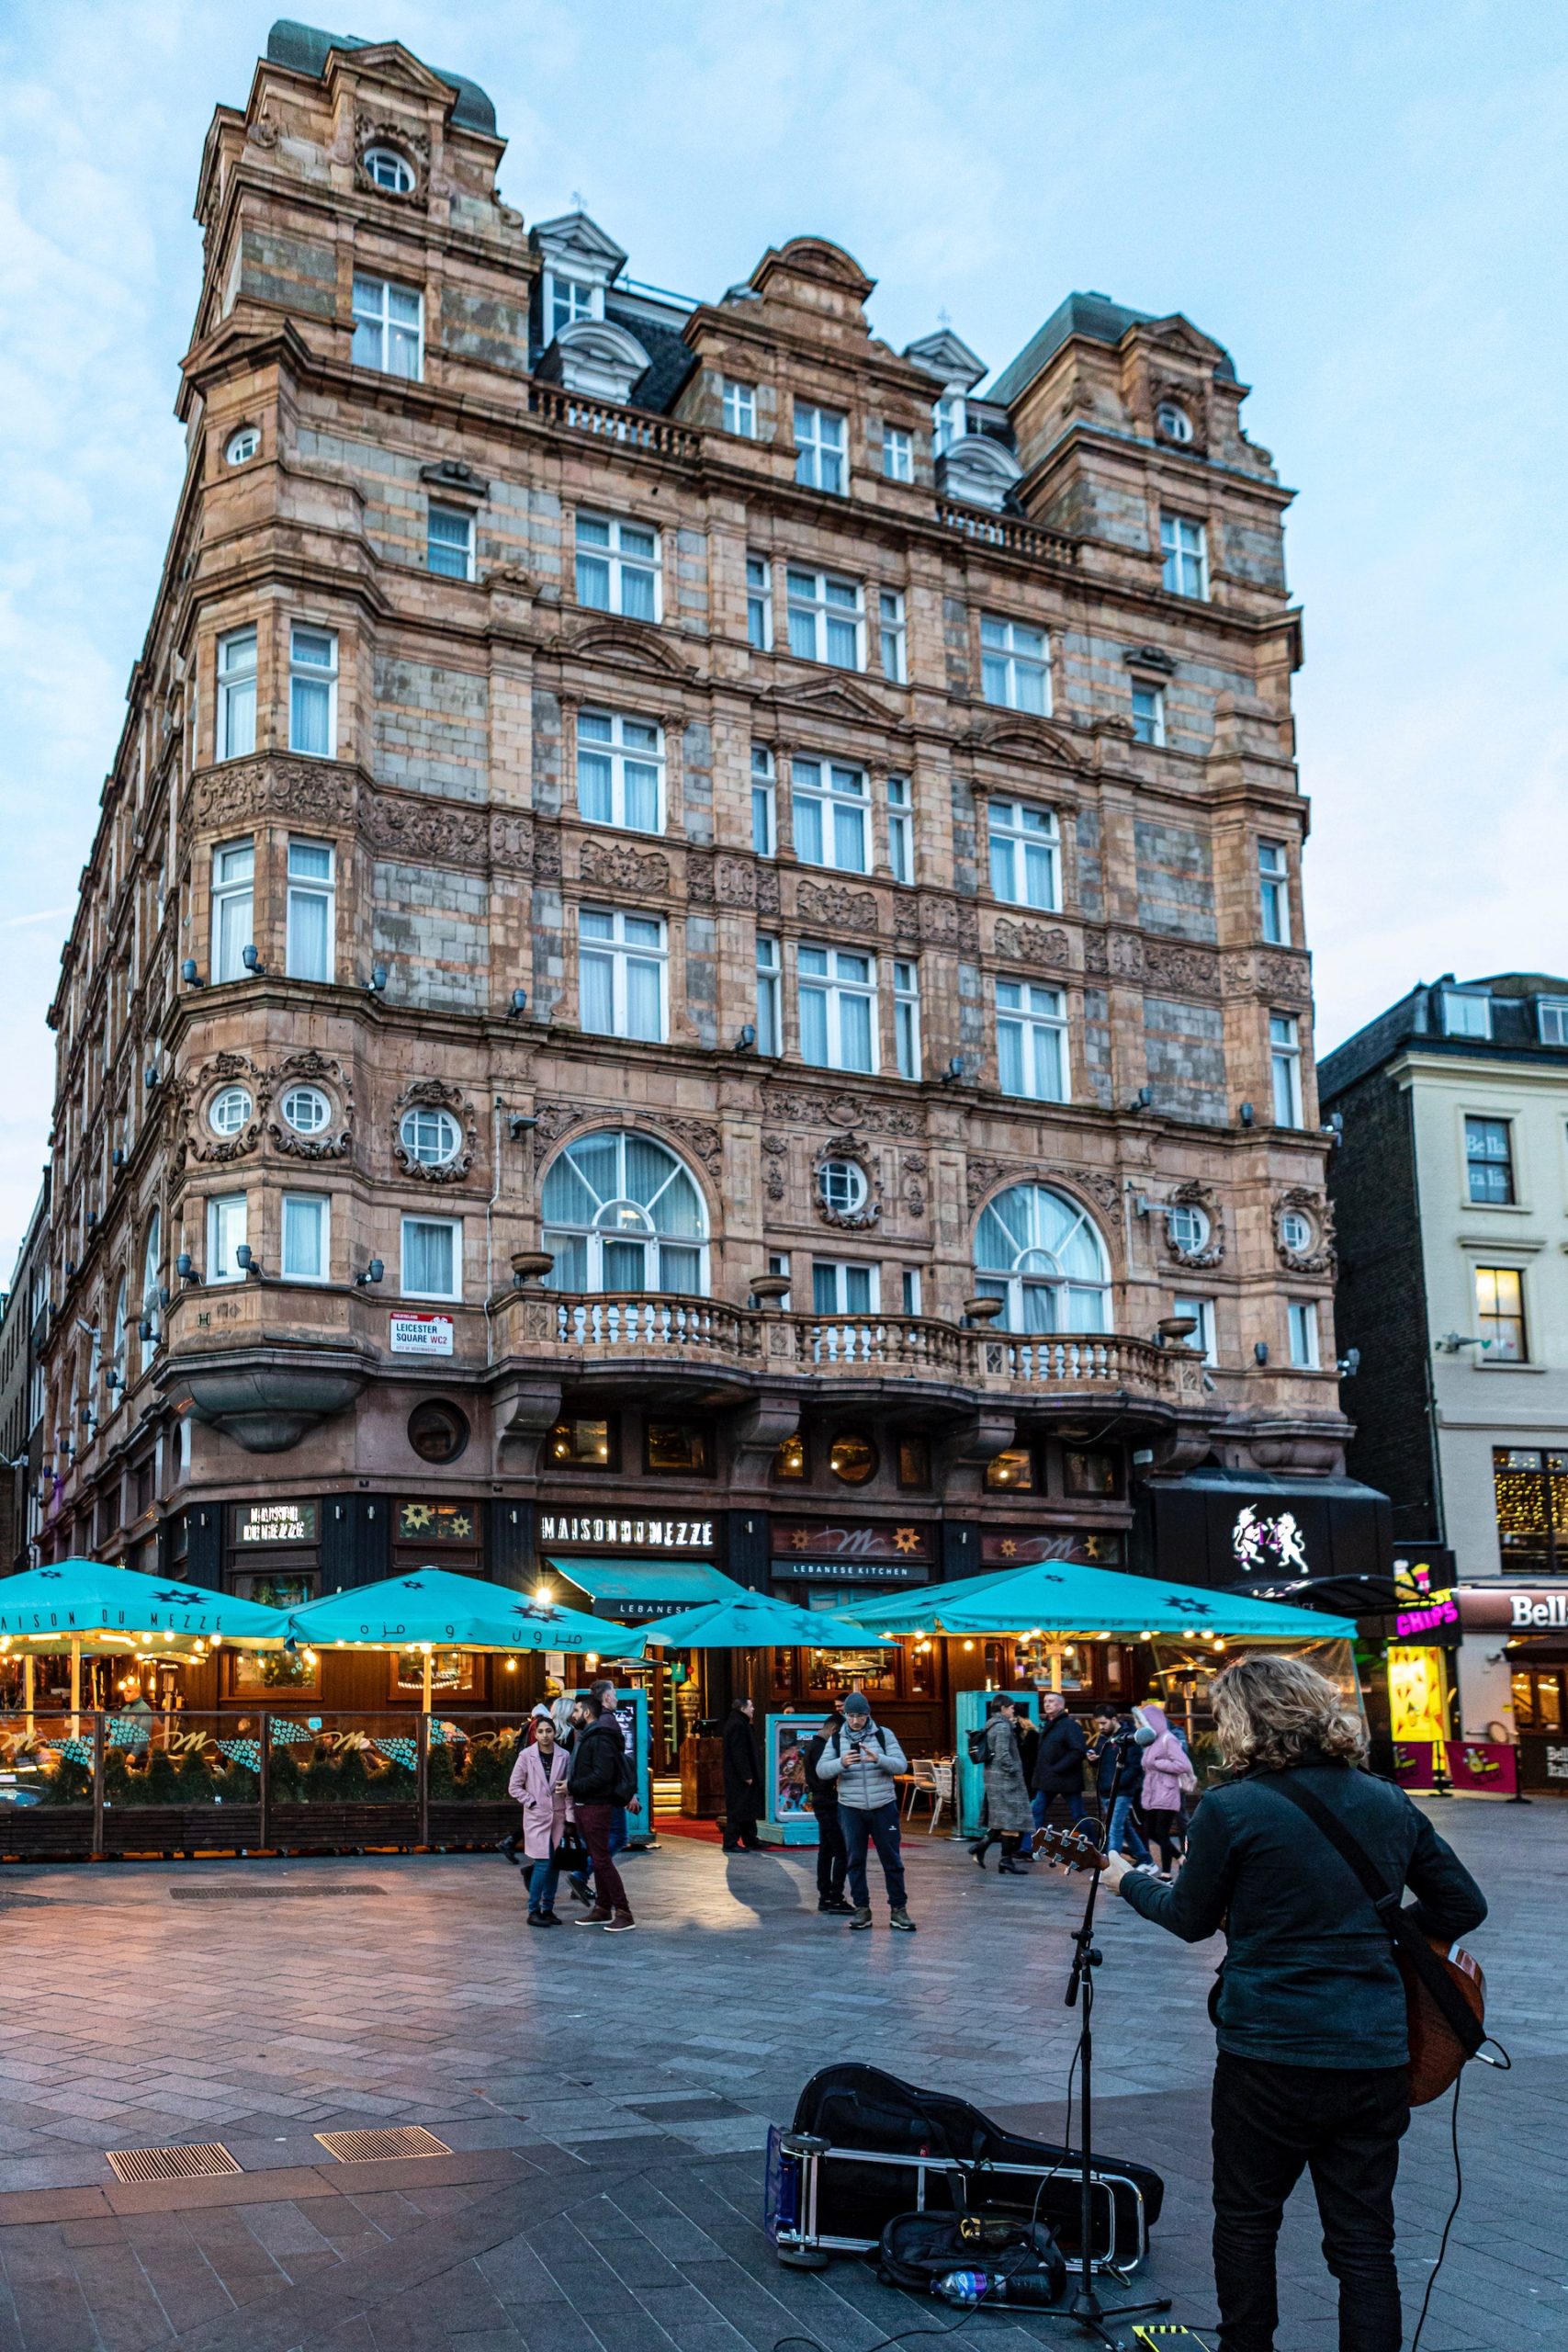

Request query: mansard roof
[
  {"left": 265, "top": 18, "right": 497, "bottom": 134},
  {"left": 990, "top": 290, "right": 1239, "bottom": 408}
]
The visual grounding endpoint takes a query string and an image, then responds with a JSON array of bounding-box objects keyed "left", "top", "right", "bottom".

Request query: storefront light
[
  {"left": 534, "top": 1584, "right": 553, "bottom": 1607},
  {"left": 586, "top": 1652, "right": 598, "bottom": 1668},
  {"left": 963, "top": 1640, "right": 975, "bottom": 1652},
  {"left": 504, "top": 1657, "right": 517, "bottom": 1671}
]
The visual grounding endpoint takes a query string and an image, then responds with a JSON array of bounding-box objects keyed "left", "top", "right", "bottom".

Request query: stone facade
[{"left": 34, "top": 28, "right": 1346, "bottom": 1664}]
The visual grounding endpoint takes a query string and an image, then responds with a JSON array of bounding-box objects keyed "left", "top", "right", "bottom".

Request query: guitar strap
[{"left": 1265, "top": 1775, "right": 1485, "bottom": 2061}]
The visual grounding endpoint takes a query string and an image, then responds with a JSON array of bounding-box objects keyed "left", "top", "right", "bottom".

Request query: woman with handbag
[
  {"left": 506, "top": 1714, "right": 577, "bottom": 1928},
  {"left": 1132, "top": 1702, "right": 1196, "bottom": 1873}
]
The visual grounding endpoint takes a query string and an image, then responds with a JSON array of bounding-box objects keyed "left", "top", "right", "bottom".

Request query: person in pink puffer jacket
[{"left": 1133, "top": 1702, "right": 1198, "bottom": 1874}]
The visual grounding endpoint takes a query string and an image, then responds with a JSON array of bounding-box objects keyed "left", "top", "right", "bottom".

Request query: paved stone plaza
[{"left": 0, "top": 1797, "right": 1558, "bottom": 2350}]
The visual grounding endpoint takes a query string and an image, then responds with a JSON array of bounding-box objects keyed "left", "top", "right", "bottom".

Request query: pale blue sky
[{"left": 2, "top": 0, "right": 1563, "bottom": 1267}]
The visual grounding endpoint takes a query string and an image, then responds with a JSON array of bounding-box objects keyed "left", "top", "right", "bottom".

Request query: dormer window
[
  {"left": 1156, "top": 401, "right": 1193, "bottom": 443},
  {"left": 363, "top": 146, "right": 414, "bottom": 195},
  {"left": 549, "top": 274, "right": 598, "bottom": 337},
  {"left": 933, "top": 391, "right": 967, "bottom": 455},
  {"left": 1441, "top": 989, "right": 1493, "bottom": 1040}
]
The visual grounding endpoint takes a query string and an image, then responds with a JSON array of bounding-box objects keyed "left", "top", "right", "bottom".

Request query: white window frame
[
  {"left": 892, "top": 958, "right": 920, "bottom": 1080},
  {"left": 1287, "top": 1297, "right": 1321, "bottom": 1369},
  {"left": 932, "top": 390, "right": 966, "bottom": 456},
  {"left": 576, "top": 709, "right": 665, "bottom": 835},
  {"left": 756, "top": 935, "right": 782, "bottom": 1057},
  {"left": 210, "top": 839, "right": 254, "bottom": 983},
  {"left": 750, "top": 746, "right": 776, "bottom": 856},
  {"left": 1441, "top": 989, "right": 1493, "bottom": 1040},
  {"left": 997, "top": 979, "right": 1068, "bottom": 1102},
  {"left": 901, "top": 1267, "right": 922, "bottom": 1316},
  {"left": 285, "top": 837, "right": 335, "bottom": 983},
  {"left": 746, "top": 554, "right": 773, "bottom": 650},
  {"left": 1156, "top": 401, "right": 1193, "bottom": 443},
  {"left": 1160, "top": 511, "right": 1209, "bottom": 599},
  {"left": 792, "top": 759, "right": 869, "bottom": 874},
  {"left": 547, "top": 271, "right": 598, "bottom": 339},
  {"left": 794, "top": 400, "right": 847, "bottom": 493},
  {"left": 988, "top": 799, "right": 1061, "bottom": 910},
  {"left": 207, "top": 1193, "right": 247, "bottom": 1286},
  {"left": 1463, "top": 1117, "right": 1515, "bottom": 1206},
  {"left": 878, "top": 590, "right": 908, "bottom": 683},
  {"left": 786, "top": 568, "right": 864, "bottom": 669},
  {"left": 427, "top": 503, "right": 475, "bottom": 581},
  {"left": 818, "top": 1159, "right": 869, "bottom": 1216},
  {"left": 1536, "top": 997, "right": 1568, "bottom": 1045},
  {"left": 1168, "top": 1204, "right": 1211, "bottom": 1255},
  {"left": 281, "top": 1085, "right": 332, "bottom": 1136},
  {"left": 281, "top": 1193, "right": 330, "bottom": 1283},
  {"left": 882, "top": 424, "right": 913, "bottom": 483},
  {"left": 400, "top": 1106, "right": 461, "bottom": 1168},
  {"left": 288, "top": 625, "right": 337, "bottom": 759},
  {"left": 722, "top": 379, "right": 758, "bottom": 437},
  {"left": 363, "top": 145, "right": 415, "bottom": 194},
  {"left": 1131, "top": 680, "right": 1166, "bottom": 746},
  {"left": 1258, "top": 840, "right": 1291, "bottom": 945},
  {"left": 797, "top": 944, "right": 878, "bottom": 1074},
  {"left": 575, "top": 512, "right": 660, "bottom": 621},
  {"left": 578, "top": 906, "right": 668, "bottom": 1044},
  {"left": 812, "top": 1259, "right": 880, "bottom": 1315},
  {"left": 351, "top": 274, "right": 423, "bottom": 379},
  {"left": 886, "top": 775, "right": 914, "bottom": 885},
  {"left": 216, "top": 628, "right": 257, "bottom": 762},
  {"left": 401, "top": 1215, "right": 462, "bottom": 1302},
  {"left": 1269, "top": 1012, "right": 1303, "bottom": 1126},
  {"left": 1173, "top": 1295, "right": 1217, "bottom": 1365},
  {"left": 980, "top": 614, "right": 1051, "bottom": 713},
  {"left": 225, "top": 426, "right": 259, "bottom": 467}
]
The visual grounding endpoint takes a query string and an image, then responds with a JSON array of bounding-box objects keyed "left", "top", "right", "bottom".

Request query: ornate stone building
[{"left": 33, "top": 22, "right": 1364, "bottom": 1746}]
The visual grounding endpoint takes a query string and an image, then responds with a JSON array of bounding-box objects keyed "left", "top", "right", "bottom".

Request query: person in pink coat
[
  {"left": 506, "top": 1714, "right": 574, "bottom": 1927},
  {"left": 1133, "top": 1702, "right": 1198, "bottom": 1874}
]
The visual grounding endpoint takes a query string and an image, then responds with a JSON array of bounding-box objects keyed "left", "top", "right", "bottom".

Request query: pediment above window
[
  {"left": 768, "top": 673, "right": 904, "bottom": 727},
  {"left": 541, "top": 317, "right": 650, "bottom": 403},
  {"left": 936, "top": 434, "right": 1022, "bottom": 512},
  {"left": 962, "top": 714, "right": 1086, "bottom": 772},
  {"left": 562, "top": 618, "right": 695, "bottom": 680}
]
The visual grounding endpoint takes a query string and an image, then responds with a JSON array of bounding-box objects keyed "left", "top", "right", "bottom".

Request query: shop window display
[
  {"left": 986, "top": 1447, "right": 1035, "bottom": 1491},
  {"left": 548, "top": 1419, "right": 615, "bottom": 1468},
  {"left": 646, "top": 1420, "right": 709, "bottom": 1473},
  {"left": 829, "top": 1433, "right": 877, "bottom": 1486}
]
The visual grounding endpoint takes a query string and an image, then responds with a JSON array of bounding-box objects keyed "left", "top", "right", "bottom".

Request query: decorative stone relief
[
  {"left": 813, "top": 1134, "right": 882, "bottom": 1230},
  {"left": 919, "top": 898, "right": 980, "bottom": 953},
  {"left": 1222, "top": 948, "right": 1313, "bottom": 1003},
  {"left": 993, "top": 920, "right": 1071, "bottom": 970},
  {"left": 392, "top": 1078, "right": 477, "bottom": 1185},
  {"left": 1162, "top": 1179, "right": 1224, "bottom": 1269},
  {"left": 579, "top": 839, "right": 669, "bottom": 894},
  {"left": 716, "top": 857, "right": 756, "bottom": 908},
  {"left": 366, "top": 794, "right": 489, "bottom": 866},
  {"left": 762, "top": 1089, "right": 920, "bottom": 1137},
  {"left": 491, "top": 811, "right": 538, "bottom": 872},
  {"left": 179, "top": 1053, "right": 266, "bottom": 1169},
  {"left": 1273, "top": 1186, "right": 1337, "bottom": 1276},
  {"left": 796, "top": 880, "right": 877, "bottom": 934},
  {"left": 756, "top": 866, "right": 782, "bottom": 916},
  {"left": 761, "top": 1133, "right": 789, "bottom": 1204},
  {"left": 901, "top": 1150, "right": 929, "bottom": 1220},
  {"left": 265, "top": 1050, "right": 353, "bottom": 1162},
  {"left": 189, "top": 758, "right": 355, "bottom": 832},
  {"left": 1144, "top": 940, "right": 1220, "bottom": 996},
  {"left": 685, "top": 853, "right": 716, "bottom": 908}
]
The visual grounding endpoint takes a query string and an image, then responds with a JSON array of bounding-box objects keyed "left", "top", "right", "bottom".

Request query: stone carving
[
  {"left": 1144, "top": 939, "right": 1219, "bottom": 996},
  {"left": 265, "top": 1050, "right": 352, "bottom": 1162},
  {"left": 249, "top": 116, "right": 280, "bottom": 151},
  {"left": 814, "top": 1136, "right": 881, "bottom": 1230},
  {"left": 180, "top": 1053, "right": 265, "bottom": 1169},
  {"left": 1081, "top": 933, "right": 1110, "bottom": 976},
  {"left": 367, "top": 794, "right": 489, "bottom": 866},
  {"left": 189, "top": 758, "right": 355, "bottom": 831},
  {"left": 965, "top": 1157, "right": 1021, "bottom": 1215},
  {"left": 893, "top": 898, "right": 920, "bottom": 944},
  {"left": 1274, "top": 1186, "right": 1337, "bottom": 1276},
  {"left": 579, "top": 838, "right": 669, "bottom": 895},
  {"left": 530, "top": 1105, "right": 721, "bottom": 1182},
  {"left": 1221, "top": 948, "right": 1313, "bottom": 1003},
  {"left": 756, "top": 865, "right": 781, "bottom": 916},
  {"left": 796, "top": 880, "right": 877, "bottom": 934},
  {"left": 761, "top": 1133, "right": 789, "bottom": 1204},
  {"left": 666, "top": 1118, "right": 724, "bottom": 1177},
  {"left": 563, "top": 617, "right": 696, "bottom": 679},
  {"left": 1162, "top": 1179, "right": 1224, "bottom": 1269},
  {"left": 716, "top": 857, "right": 756, "bottom": 908},
  {"left": 1046, "top": 1165, "right": 1122, "bottom": 1217},
  {"left": 355, "top": 111, "right": 431, "bottom": 175},
  {"left": 762, "top": 1089, "right": 920, "bottom": 1137},
  {"left": 533, "top": 827, "right": 562, "bottom": 881},
  {"left": 993, "top": 920, "right": 1071, "bottom": 969},
  {"left": 685, "top": 853, "right": 716, "bottom": 908},
  {"left": 1110, "top": 933, "right": 1145, "bottom": 978},
  {"left": 968, "top": 1156, "right": 1118, "bottom": 1220},
  {"left": 391, "top": 1078, "right": 477, "bottom": 1184},
  {"left": 491, "top": 811, "right": 536, "bottom": 871},
  {"left": 919, "top": 898, "right": 980, "bottom": 953},
  {"left": 531, "top": 1102, "right": 581, "bottom": 1166},
  {"left": 901, "top": 1150, "right": 928, "bottom": 1219}
]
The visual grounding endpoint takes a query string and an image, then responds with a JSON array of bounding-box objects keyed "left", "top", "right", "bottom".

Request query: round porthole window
[
  {"left": 225, "top": 426, "right": 260, "bottom": 466},
  {"left": 364, "top": 146, "right": 415, "bottom": 194},
  {"left": 281, "top": 1085, "right": 332, "bottom": 1135},
  {"left": 818, "top": 1159, "right": 868, "bottom": 1216},
  {"left": 1280, "top": 1209, "right": 1314, "bottom": 1253},
  {"left": 1156, "top": 401, "right": 1193, "bottom": 443},
  {"left": 408, "top": 1398, "right": 469, "bottom": 1464},
  {"left": 829, "top": 1433, "right": 877, "bottom": 1487},
  {"left": 1167, "top": 1204, "right": 1210, "bottom": 1254},
  {"left": 400, "top": 1106, "right": 460, "bottom": 1166},
  {"left": 209, "top": 1085, "right": 254, "bottom": 1137}
]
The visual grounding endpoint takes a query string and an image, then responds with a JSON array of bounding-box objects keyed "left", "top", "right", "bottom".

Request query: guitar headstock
[{"left": 1036, "top": 1823, "right": 1107, "bottom": 1873}]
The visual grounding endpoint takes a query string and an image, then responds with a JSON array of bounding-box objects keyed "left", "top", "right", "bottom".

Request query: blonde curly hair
[{"left": 1211, "top": 1653, "right": 1368, "bottom": 1775}]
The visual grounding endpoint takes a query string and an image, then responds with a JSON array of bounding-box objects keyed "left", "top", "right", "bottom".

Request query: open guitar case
[{"left": 765, "top": 2062, "right": 1164, "bottom": 2273}]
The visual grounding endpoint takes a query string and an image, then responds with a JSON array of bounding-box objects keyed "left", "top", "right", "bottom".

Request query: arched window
[
  {"left": 973, "top": 1183, "right": 1111, "bottom": 1334},
  {"left": 541, "top": 1131, "right": 707, "bottom": 1295},
  {"left": 109, "top": 1280, "right": 128, "bottom": 1397},
  {"left": 141, "top": 1213, "right": 162, "bottom": 1352}
]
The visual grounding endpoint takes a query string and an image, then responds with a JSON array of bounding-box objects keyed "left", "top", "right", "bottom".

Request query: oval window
[
  {"left": 364, "top": 146, "right": 414, "bottom": 194},
  {"left": 1280, "top": 1210, "right": 1313, "bottom": 1253},
  {"left": 209, "top": 1085, "right": 254, "bottom": 1137},
  {"left": 281, "top": 1085, "right": 332, "bottom": 1135},
  {"left": 408, "top": 1398, "right": 469, "bottom": 1464},
  {"left": 1167, "top": 1204, "right": 1210, "bottom": 1254},
  {"left": 829, "top": 1433, "right": 877, "bottom": 1487},
  {"left": 225, "top": 426, "right": 260, "bottom": 466},
  {"left": 400, "top": 1106, "right": 460, "bottom": 1166},
  {"left": 818, "top": 1159, "right": 867, "bottom": 1215},
  {"left": 1156, "top": 401, "right": 1193, "bottom": 443}
]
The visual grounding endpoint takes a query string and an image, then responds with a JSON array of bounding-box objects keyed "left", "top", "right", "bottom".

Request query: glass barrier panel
[
  {"left": 427, "top": 1713, "right": 528, "bottom": 1807},
  {"left": 0, "top": 1712, "right": 93, "bottom": 1817},
  {"left": 263, "top": 1713, "right": 419, "bottom": 1809},
  {"left": 103, "top": 1711, "right": 258, "bottom": 1813}
]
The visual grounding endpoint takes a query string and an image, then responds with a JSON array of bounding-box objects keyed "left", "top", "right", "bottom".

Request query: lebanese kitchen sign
[{"left": 771, "top": 1520, "right": 931, "bottom": 1585}]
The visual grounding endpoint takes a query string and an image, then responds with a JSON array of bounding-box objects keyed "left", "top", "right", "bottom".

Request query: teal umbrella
[
  {"left": 640, "top": 1592, "right": 897, "bottom": 1651},
  {"left": 288, "top": 1568, "right": 646, "bottom": 1711},
  {"left": 829, "top": 1557, "right": 1355, "bottom": 1642},
  {"left": 0, "top": 1558, "right": 289, "bottom": 1725}
]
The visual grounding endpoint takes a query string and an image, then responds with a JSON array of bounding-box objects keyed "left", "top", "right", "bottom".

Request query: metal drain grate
[
  {"left": 107, "top": 2143, "right": 243, "bottom": 2185},
  {"left": 314, "top": 2126, "right": 452, "bottom": 2163},
  {"left": 170, "top": 1884, "right": 388, "bottom": 1901}
]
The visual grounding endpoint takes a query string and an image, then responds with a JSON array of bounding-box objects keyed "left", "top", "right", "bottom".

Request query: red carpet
[{"left": 652, "top": 1814, "right": 726, "bottom": 1844}]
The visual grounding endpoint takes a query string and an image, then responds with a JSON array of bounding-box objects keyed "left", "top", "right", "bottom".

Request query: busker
[
  {"left": 814, "top": 1690, "right": 916, "bottom": 1932},
  {"left": 721, "top": 1695, "right": 766, "bottom": 1853},
  {"left": 1133, "top": 1701, "right": 1197, "bottom": 1873},
  {"left": 969, "top": 1695, "right": 1034, "bottom": 1873},
  {"left": 804, "top": 1711, "right": 852, "bottom": 1914},
  {"left": 506, "top": 1713, "right": 573, "bottom": 1927},
  {"left": 1102, "top": 1654, "right": 1486, "bottom": 2352},
  {"left": 566, "top": 1680, "right": 639, "bottom": 1932},
  {"left": 1089, "top": 1708, "right": 1153, "bottom": 1865},
  {"left": 1031, "top": 1690, "right": 1089, "bottom": 1835}
]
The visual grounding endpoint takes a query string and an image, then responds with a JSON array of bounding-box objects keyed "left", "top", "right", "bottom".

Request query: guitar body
[{"left": 1404, "top": 1938, "right": 1484, "bottom": 2106}]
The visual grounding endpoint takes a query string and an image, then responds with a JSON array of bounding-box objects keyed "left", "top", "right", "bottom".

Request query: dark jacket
[
  {"left": 804, "top": 1733, "right": 840, "bottom": 1810},
  {"left": 1091, "top": 1728, "right": 1143, "bottom": 1803},
  {"left": 1119, "top": 1757, "right": 1487, "bottom": 2067},
  {"left": 567, "top": 1715, "right": 632, "bottom": 1805},
  {"left": 1014, "top": 1717, "right": 1040, "bottom": 1789},
  {"left": 1032, "top": 1710, "right": 1088, "bottom": 1797},
  {"left": 722, "top": 1710, "right": 765, "bottom": 1818}
]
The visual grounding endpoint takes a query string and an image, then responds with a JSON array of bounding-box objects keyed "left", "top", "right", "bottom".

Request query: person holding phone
[{"left": 813, "top": 1690, "right": 915, "bottom": 1932}]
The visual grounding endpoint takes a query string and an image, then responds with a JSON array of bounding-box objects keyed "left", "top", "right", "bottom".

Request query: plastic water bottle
[{"left": 934, "top": 2270, "right": 990, "bottom": 2306}]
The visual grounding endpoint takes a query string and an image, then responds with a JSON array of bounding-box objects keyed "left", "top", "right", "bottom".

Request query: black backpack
[{"left": 878, "top": 2211, "right": 1066, "bottom": 2307}]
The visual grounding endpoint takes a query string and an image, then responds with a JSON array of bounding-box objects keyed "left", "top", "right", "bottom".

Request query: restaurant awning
[
  {"left": 543, "top": 1558, "right": 749, "bottom": 1623},
  {"left": 831, "top": 1557, "right": 1356, "bottom": 1641},
  {"left": 0, "top": 1561, "right": 288, "bottom": 1651},
  {"left": 289, "top": 1569, "right": 646, "bottom": 1656},
  {"left": 640, "top": 1593, "right": 897, "bottom": 1651}
]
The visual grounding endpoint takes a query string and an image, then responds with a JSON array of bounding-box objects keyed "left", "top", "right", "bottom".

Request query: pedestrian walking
[
  {"left": 566, "top": 1681, "right": 639, "bottom": 1932},
  {"left": 721, "top": 1696, "right": 766, "bottom": 1852},
  {"left": 814, "top": 1690, "right": 915, "bottom": 1932},
  {"left": 506, "top": 1714, "right": 573, "bottom": 1926},
  {"left": 1134, "top": 1702, "right": 1197, "bottom": 1872},
  {"left": 804, "top": 1712, "right": 852, "bottom": 1913},
  {"left": 969, "top": 1695, "right": 1033, "bottom": 1873},
  {"left": 1031, "top": 1690, "right": 1089, "bottom": 1831},
  {"left": 1089, "top": 1708, "right": 1153, "bottom": 1864}
]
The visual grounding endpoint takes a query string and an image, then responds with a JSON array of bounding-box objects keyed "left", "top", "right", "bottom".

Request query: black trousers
[
  {"left": 723, "top": 1805, "right": 763, "bottom": 1852},
  {"left": 816, "top": 1804, "right": 846, "bottom": 1899},
  {"left": 1211, "top": 2052, "right": 1409, "bottom": 2352}
]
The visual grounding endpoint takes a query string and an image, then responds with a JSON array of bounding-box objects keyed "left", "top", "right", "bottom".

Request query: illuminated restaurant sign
[
  {"left": 538, "top": 1514, "right": 714, "bottom": 1551},
  {"left": 234, "top": 1502, "right": 318, "bottom": 1545},
  {"left": 771, "top": 1521, "right": 931, "bottom": 1586},
  {"left": 981, "top": 1530, "right": 1124, "bottom": 1567}
]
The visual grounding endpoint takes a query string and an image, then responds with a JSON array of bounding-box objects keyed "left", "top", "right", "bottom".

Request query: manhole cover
[
  {"left": 314, "top": 2127, "right": 451, "bottom": 2162},
  {"left": 107, "top": 2144, "right": 243, "bottom": 2184},
  {"left": 169, "top": 1885, "right": 388, "bottom": 1901}
]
